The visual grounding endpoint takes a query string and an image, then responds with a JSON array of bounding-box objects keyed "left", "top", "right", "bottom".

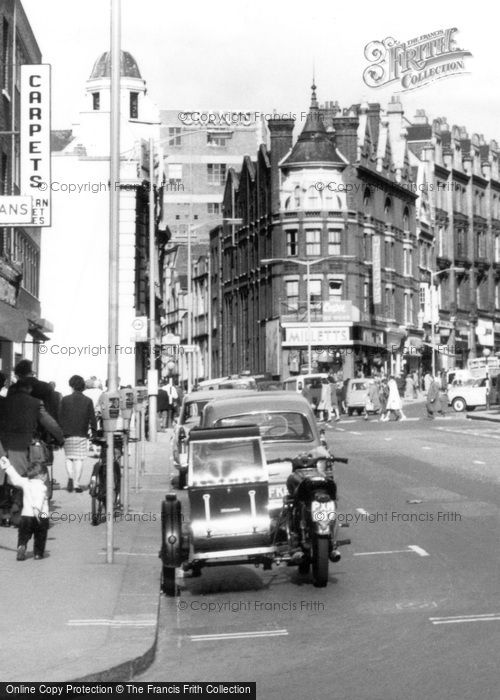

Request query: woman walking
[
  {"left": 386, "top": 376, "right": 407, "bottom": 421},
  {"left": 59, "top": 375, "right": 97, "bottom": 492},
  {"left": 317, "top": 377, "right": 332, "bottom": 422}
]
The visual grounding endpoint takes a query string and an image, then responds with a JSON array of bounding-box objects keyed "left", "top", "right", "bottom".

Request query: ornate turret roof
[
  {"left": 282, "top": 82, "right": 345, "bottom": 167},
  {"left": 89, "top": 51, "right": 142, "bottom": 80}
]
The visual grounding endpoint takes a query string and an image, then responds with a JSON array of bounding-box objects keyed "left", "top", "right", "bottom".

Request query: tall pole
[
  {"left": 106, "top": 0, "right": 121, "bottom": 564},
  {"left": 187, "top": 223, "right": 192, "bottom": 392},
  {"left": 306, "top": 262, "right": 312, "bottom": 372},
  {"left": 148, "top": 137, "right": 157, "bottom": 441},
  {"left": 430, "top": 279, "right": 436, "bottom": 377},
  {"left": 207, "top": 251, "right": 212, "bottom": 380}
]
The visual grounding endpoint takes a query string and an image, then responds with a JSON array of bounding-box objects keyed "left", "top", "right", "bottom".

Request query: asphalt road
[{"left": 137, "top": 405, "right": 500, "bottom": 700}]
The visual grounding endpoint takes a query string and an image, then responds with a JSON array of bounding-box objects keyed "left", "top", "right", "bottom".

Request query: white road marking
[
  {"left": 404, "top": 417, "right": 421, "bottom": 422},
  {"left": 408, "top": 545, "right": 430, "bottom": 557},
  {"left": 190, "top": 629, "right": 288, "bottom": 641},
  {"left": 98, "top": 552, "right": 158, "bottom": 557},
  {"left": 349, "top": 431, "right": 362, "bottom": 436},
  {"left": 384, "top": 437, "right": 393, "bottom": 441},
  {"left": 68, "top": 618, "right": 156, "bottom": 627},
  {"left": 335, "top": 427, "right": 346, "bottom": 432},
  {"left": 436, "top": 427, "right": 500, "bottom": 441},
  {"left": 421, "top": 446, "right": 431, "bottom": 450},
  {"left": 356, "top": 508, "right": 370, "bottom": 516},
  {"left": 430, "top": 613, "right": 500, "bottom": 625},
  {"left": 340, "top": 419, "right": 356, "bottom": 423},
  {"left": 354, "top": 546, "right": 429, "bottom": 557},
  {"left": 473, "top": 460, "right": 486, "bottom": 465}
]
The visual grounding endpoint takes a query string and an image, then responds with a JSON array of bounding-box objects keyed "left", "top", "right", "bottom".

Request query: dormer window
[
  {"left": 92, "top": 92, "right": 100, "bottom": 110},
  {"left": 130, "top": 92, "right": 138, "bottom": 119}
]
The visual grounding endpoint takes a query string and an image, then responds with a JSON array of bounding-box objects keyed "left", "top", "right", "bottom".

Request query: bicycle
[{"left": 88, "top": 434, "right": 122, "bottom": 526}]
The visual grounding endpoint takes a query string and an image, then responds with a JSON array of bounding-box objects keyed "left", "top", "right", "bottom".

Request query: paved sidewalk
[
  {"left": 1, "top": 432, "right": 173, "bottom": 682},
  {"left": 466, "top": 408, "right": 500, "bottom": 423}
]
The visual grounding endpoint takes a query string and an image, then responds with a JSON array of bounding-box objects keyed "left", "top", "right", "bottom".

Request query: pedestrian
[
  {"left": 426, "top": 376, "right": 444, "bottom": 419},
  {"left": 386, "top": 375, "right": 407, "bottom": 421},
  {"left": 0, "top": 455, "right": 50, "bottom": 560},
  {"left": 14, "top": 359, "right": 59, "bottom": 420},
  {"left": 337, "top": 379, "right": 347, "bottom": 414},
  {"left": 0, "top": 379, "right": 64, "bottom": 525},
  {"left": 0, "top": 371, "right": 8, "bottom": 398},
  {"left": 157, "top": 385, "right": 170, "bottom": 430},
  {"left": 58, "top": 375, "right": 97, "bottom": 492},
  {"left": 317, "top": 378, "right": 332, "bottom": 422},
  {"left": 412, "top": 371, "right": 419, "bottom": 399},
  {"left": 379, "top": 378, "right": 390, "bottom": 421},
  {"left": 329, "top": 377, "right": 340, "bottom": 422},
  {"left": 364, "top": 379, "right": 381, "bottom": 421},
  {"left": 83, "top": 377, "right": 103, "bottom": 413},
  {"left": 423, "top": 371, "right": 432, "bottom": 394},
  {"left": 404, "top": 374, "right": 415, "bottom": 399}
]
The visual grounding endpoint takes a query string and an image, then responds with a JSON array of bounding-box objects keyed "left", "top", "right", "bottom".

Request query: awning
[{"left": 0, "top": 301, "right": 29, "bottom": 342}]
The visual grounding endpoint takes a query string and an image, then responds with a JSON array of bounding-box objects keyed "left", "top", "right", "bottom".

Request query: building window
[
  {"left": 168, "top": 127, "right": 182, "bottom": 147},
  {"left": 363, "top": 187, "right": 371, "bottom": 213},
  {"left": 309, "top": 279, "right": 322, "bottom": 305},
  {"left": 207, "top": 163, "right": 227, "bottom": 185},
  {"left": 207, "top": 203, "right": 220, "bottom": 215},
  {"left": 363, "top": 280, "right": 370, "bottom": 313},
  {"left": 403, "top": 247, "right": 412, "bottom": 276},
  {"left": 328, "top": 229, "right": 341, "bottom": 256},
  {"left": 385, "top": 239, "right": 394, "bottom": 268},
  {"left": 495, "top": 235, "right": 500, "bottom": 263},
  {"left": 456, "top": 229, "right": 466, "bottom": 257},
  {"left": 92, "top": 92, "right": 100, "bottom": 110},
  {"left": 294, "top": 186, "right": 301, "bottom": 208},
  {"left": 207, "top": 133, "right": 230, "bottom": 147},
  {"left": 363, "top": 231, "right": 372, "bottom": 261},
  {"left": 384, "top": 197, "right": 392, "bottom": 217},
  {"left": 477, "top": 230, "right": 487, "bottom": 258},
  {"left": 167, "top": 163, "right": 182, "bottom": 182},
  {"left": 285, "top": 280, "right": 299, "bottom": 310},
  {"left": 404, "top": 293, "right": 414, "bottom": 325},
  {"left": 129, "top": 92, "right": 139, "bottom": 119},
  {"left": 437, "top": 226, "right": 445, "bottom": 257},
  {"left": 328, "top": 279, "right": 343, "bottom": 302},
  {"left": 2, "top": 19, "right": 9, "bottom": 91},
  {"left": 305, "top": 186, "right": 321, "bottom": 209},
  {"left": 286, "top": 230, "right": 298, "bottom": 257},
  {"left": 403, "top": 207, "right": 410, "bottom": 232},
  {"left": 496, "top": 282, "right": 500, "bottom": 310},
  {"left": 306, "top": 229, "right": 321, "bottom": 256}
]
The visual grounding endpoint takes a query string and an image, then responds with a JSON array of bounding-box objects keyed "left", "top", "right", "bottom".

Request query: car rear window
[
  {"left": 214, "top": 411, "right": 314, "bottom": 441},
  {"left": 182, "top": 400, "right": 209, "bottom": 423}
]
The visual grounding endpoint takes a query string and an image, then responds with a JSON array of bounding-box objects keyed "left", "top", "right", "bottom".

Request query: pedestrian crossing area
[{"left": 436, "top": 426, "right": 500, "bottom": 441}]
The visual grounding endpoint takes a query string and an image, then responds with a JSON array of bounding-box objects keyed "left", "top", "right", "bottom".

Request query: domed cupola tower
[{"left": 280, "top": 83, "right": 348, "bottom": 212}]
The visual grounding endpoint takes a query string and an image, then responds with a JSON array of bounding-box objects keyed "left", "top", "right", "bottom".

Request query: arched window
[
  {"left": 294, "top": 186, "right": 301, "bottom": 208},
  {"left": 403, "top": 206, "right": 409, "bottom": 232},
  {"left": 284, "top": 196, "right": 292, "bottom": 210},
  {"left": 305, "top": 185, "right": 321, "bottom": 209},
  {"left": 384, "top": 197, "right": 392, "bottom": 217},
  {"left": 363, "top": 187, "right": 371, "bottom": 213}
]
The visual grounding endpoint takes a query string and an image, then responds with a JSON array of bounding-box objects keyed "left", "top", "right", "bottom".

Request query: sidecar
[{"left": 160, "top": 425, "right": 276, "bottom": 595}]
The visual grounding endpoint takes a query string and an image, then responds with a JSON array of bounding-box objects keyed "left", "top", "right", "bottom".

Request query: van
[
  {"left": 344, "top": 378, "right": 369, "bottom": 415},
  {"left": 282, "top": 373, "right": 328, "bottom": 408}
]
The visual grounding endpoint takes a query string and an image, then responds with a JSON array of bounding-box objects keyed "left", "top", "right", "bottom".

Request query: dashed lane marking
[
  {"left": 189, "top": 629, "right": 289, "bottom": 642},
  {"left": 68, "top": 618, "right": 156, "bottom": 627},
  {"left": 421, "top": 446, "right": 431, "bottom": 450},
  {"left": 335, "top": 427, "right": 346, "bottom": 432},
  {"left": 384, "top": 437, "right": 393, "bottom": 441},
  {"left": 473, "top": 460, "right": 486, "bottom": 465},
  {"left": 436, "top": 427, "right": 500, "bottom": 440},
  {"left": 430, "top": 613, "right": 500, "bottom": 625},
  {"left": 349, "top": 431, "right": 362, "bottom": 435},
  {"left": 354, "top": 545, "right": 430, "bottom": 557}
]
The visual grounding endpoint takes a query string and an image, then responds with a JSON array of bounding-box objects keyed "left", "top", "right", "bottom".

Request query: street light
[
  {"left": 261, "top": 256, "right": 339, "bottom": 371},
  {"left": 429, "top": 267, "right": 465, "bottom": 377}
]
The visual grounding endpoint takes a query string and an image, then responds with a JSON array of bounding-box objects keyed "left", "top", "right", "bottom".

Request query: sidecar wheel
[
  {"left": 162, "top": 566, "right": 177, "bottom": 596},
  {"left": 312, "top": 537, "right": 329, "bottom": 587}
]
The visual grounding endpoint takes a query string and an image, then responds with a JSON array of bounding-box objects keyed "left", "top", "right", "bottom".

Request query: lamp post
[
  {"left": 429, "top": 267, "right": 465, "bottom": 377},
  {"left": 261, "top": 256, "right": 339, "bottom": 371}
]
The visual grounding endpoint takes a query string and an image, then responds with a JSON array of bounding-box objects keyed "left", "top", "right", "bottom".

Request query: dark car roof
[{"left": 183, "top": 389, "right": 256, "bottom": 403}]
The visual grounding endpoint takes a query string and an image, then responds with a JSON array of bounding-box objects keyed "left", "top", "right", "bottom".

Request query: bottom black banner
[{"left": 0, "top": 683, "right": 256, "bottom": 700}]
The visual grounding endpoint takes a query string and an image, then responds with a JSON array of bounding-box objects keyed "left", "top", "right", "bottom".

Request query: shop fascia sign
[
  {"left": 475, "top": 320, "right": 494, "bottom": 346},
  {"left": 0, "top": 65, "right": 51, "bottom": 226},
  {"left": 283, "top": 324, "right": 352, "bottom": 346}
]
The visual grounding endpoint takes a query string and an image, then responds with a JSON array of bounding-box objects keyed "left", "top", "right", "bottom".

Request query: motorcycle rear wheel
[{"left": 312, "top": 536, "right": 329, "bottom": 587}]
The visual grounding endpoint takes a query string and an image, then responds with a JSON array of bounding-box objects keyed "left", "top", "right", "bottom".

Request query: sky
[{"left": 22, "top": 0, "right": 500, "bottom": 142}]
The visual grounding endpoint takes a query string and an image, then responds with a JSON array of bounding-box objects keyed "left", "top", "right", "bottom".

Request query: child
[{"left": 0, "top": 456, "right": 49, "bottom": 561}]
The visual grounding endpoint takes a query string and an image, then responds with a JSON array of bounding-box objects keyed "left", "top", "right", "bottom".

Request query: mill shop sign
[
  {"left": 363, "top": 28, "right": 472, "bottom": 92},
  {"left": 0, "top": 65, "right": 51, "bottom": 226}
]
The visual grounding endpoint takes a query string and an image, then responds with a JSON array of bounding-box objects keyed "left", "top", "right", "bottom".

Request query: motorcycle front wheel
[{"left": 312, "top": 536, "right": 329, "bottom": 587}]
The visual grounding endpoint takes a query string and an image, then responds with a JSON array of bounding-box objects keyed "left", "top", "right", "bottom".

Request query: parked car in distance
[
  {"left": 344, "top": 378, "right": 368, "bottom": 415},
  {"left": 282, "top": 374, "right": 328, "bottom": 409},
  {"left": 197, "top": 375, "right": 257, "bottom": 391},
  {"left": 199, "top": 392, "right": 331, "bottom": 514},
  {"left": 172, "top": 389, "right": 257, "bottom": 487},
  {"left": 447, "top": 376, "right": 496, "bottom": 412}
]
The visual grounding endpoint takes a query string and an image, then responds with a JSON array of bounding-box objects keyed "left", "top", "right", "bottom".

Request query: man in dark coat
[
  {"left": 0, "top": 379, "right": 64, "bottom": 524},
  {"left": 14, "top": 359, "right": 59, "bottom": 421}
]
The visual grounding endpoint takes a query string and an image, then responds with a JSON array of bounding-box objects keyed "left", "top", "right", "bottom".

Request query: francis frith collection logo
[{"left": 363, "top": 28, "right": 472, "bottom": 91}]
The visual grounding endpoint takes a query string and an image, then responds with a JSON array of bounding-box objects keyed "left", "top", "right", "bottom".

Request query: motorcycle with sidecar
[{"left": 159, "top": 425, "right": 350, "bottom": 595}]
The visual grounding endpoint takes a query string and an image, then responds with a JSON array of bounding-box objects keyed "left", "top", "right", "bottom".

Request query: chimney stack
[{"left": 268, "top": 118, "right": 295, "bottom": 213}]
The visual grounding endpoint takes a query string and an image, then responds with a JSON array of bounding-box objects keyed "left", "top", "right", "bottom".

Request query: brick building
[
  {"left": 210, "top": 85, "right": 420, "bottom": 380},
  {"left": 0, "top": 0, "right": 49, "bottom": 378}
]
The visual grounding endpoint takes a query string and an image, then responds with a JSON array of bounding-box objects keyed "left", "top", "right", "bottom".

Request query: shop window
[
  {"left": 306, "top": 229, "right": 321, "bottom": 256},
  {"left": 328, "top": 229, "right": 341, "bottom": 256},
  {"left": 286, "top": 230, "right": 298, "bottom": 257}
]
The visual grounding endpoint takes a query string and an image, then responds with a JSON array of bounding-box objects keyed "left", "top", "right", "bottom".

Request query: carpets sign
[{"left": 363, "top": 29, "right": 472, "bottom": 91}]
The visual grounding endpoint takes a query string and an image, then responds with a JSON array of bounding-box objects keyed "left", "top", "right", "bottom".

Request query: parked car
[
  {"left": 172, "top": 389, "right": 257, "bottom": 487},
  {"left": 344, "top": 378, "right": 368, "bottom": 415},
  {"left": 199, "top": 392, "right": 331, "bottom": 514},
  {"left": 197, "top": 375, "right": 257, "bottom": 391},
  {"left": 447, "top": 376, "right": 496, "bottom": 412},
  {"left": 282, "top": 374, "right": 328, "bottom": 410}
]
